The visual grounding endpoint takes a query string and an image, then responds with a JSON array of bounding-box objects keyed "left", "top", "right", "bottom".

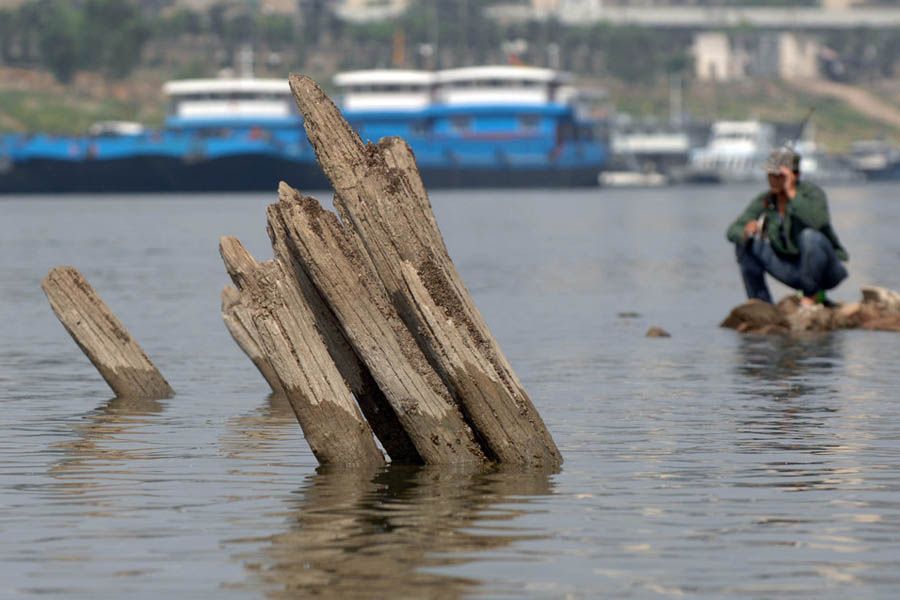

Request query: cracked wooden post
[
  {"left": 288, "top": 74, "right": 562, "bottom": 468},
  {"left": 267, "top": 211, "right": 421, "bottom": 464},
  {"left": 269, "top": 187, "right": 486, "bottom": 466},
  {"left": 220, "top": 237, "right": 385, "bottom": 468},
  {"left": 41, "top": 266, "right": 173, "bottom": 399},
  {"left": 221, "top": 286, "right": 285, "bottom": 395}
]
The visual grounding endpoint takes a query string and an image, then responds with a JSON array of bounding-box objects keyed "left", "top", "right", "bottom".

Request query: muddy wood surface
[
  {"left": 41, "top": 266, "right": 173, "bottom": 399},
  {"left": 267, "top": 205, "right": 421, "bottom": 464},
  {"left": 288, "top": 74, "right": 562, "bottom": 469},
  {"left": 268, "top": 188, "right": 486, "bottom": 466},
  {"left": 220, "top": 237, "right": 385, "bottom": 468},
  {"left": 721, "top": 286, "right": 900, "bottom": 335}
]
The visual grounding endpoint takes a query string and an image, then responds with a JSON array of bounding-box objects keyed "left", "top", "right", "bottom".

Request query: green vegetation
[
  {"left": 0, "top": 0, "right": 148, "bottom": 83},
  {"left": 609, "top": 78, "right": 900, "bottom": 151},
  {"left": 0, "top": 88, "right": 162, "bottom": 135}
]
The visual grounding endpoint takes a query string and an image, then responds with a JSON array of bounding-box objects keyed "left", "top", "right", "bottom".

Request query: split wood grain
[
  {"left": 288, "top": 74, "right": 562, "bottom": 468},
  {"left": 269, "top": 186, "right": 486, "bottom": 465},
  {"left": 221, "top": 286, "right": 285, "bottom": 395},
  {"left": 41, "top": 266, "right": 173, "bottom": 399},
  {"left": 267, "top": 211, "right": 421, "bottom": 464},
  {"left": 220, "top": 237, "right": 385, "bottom": 468}
]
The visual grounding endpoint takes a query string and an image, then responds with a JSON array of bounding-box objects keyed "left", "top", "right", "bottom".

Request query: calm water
[{"left": 2, "top": 184, "right": 900, "bottom": 599}]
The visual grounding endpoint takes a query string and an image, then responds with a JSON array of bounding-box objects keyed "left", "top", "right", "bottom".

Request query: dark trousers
[{"left": 736, "top": 228, "right": 848, "bottom": 303}]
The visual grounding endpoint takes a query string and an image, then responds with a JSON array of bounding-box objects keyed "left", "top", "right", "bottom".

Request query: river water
[{"left": 2, "top": 183, "right": 899, "bottom": 598}]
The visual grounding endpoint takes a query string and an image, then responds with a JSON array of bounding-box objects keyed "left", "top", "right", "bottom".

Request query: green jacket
[{"left": 726, "top": 181, "right": 849, "bottom": 261}]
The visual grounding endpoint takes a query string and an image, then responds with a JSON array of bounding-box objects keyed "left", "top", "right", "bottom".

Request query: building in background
[{"left": 693, "top": 31, "right": 822, "bottom": 82}]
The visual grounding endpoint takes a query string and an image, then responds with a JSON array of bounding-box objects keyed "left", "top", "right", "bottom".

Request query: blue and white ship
[{"left": 0, "top": 65, "right": 606, "bottom": 193}]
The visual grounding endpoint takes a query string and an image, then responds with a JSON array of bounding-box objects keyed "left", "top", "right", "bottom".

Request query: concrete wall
[
  {"left": 693, "top": 32, "right": 744, "bottom": 82},
  {"left": 778, "top": 33, "right": 821, "bottom": 79},
  {"left": 693, "top": 31, "right": 821, "bottom": 82}
]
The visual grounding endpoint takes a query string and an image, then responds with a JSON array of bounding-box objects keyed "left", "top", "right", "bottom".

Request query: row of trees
[
  {"left": 0, "top": 0, "right": 148, "bottom": 82},
  {"left": 0, "top": 0, "right": 896, "bottom": 85},
  {"left": 0, "top": 0, "right": 692, "bottom": 83}
]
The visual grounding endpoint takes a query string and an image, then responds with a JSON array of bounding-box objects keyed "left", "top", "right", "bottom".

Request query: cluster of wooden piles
[
  {"left": 43, "top": 74, "right": 562, "bottom": 471},
  {"left": 220, "top": 75, "right": 561, "bottom": 469}
]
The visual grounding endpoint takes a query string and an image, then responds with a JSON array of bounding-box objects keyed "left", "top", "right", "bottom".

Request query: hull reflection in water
[{"left": 242, "top": 464, "right": 556, "bottom": 599}]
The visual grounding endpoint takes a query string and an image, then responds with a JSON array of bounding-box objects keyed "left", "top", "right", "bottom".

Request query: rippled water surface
[{"left": 2, "top": 184, "right": 900, "bottom": 598}]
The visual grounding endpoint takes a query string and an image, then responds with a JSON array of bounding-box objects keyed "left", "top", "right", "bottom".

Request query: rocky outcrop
[{"left": 721, "top": 286, "right": 900, "bottom": 334}]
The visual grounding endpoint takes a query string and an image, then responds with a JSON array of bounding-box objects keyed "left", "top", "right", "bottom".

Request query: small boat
[
  {"left": 683, "top": 120, "right": 776, "bottom": 184},
  {"left": 848, "top": 139, "right": 900, "bottom": 181}
]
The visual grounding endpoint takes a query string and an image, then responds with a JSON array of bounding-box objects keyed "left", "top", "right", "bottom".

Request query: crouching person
[{"left": 726, "top": 147, "right": 849, "bottom": 307}]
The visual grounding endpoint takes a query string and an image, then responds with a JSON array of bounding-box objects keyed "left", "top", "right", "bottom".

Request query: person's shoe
[{"left": 813, "top": 290, "right": 839, "bottom": 308}]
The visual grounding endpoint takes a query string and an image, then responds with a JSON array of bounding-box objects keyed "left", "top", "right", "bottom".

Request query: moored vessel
[
  {"left": 335, "top": 65, "right": 606, "bottom": 188},
  {"left": 0, "top": 65, "right": 607, "bottom": 193}
]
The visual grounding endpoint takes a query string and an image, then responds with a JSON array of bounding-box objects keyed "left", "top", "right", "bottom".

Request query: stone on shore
[
  {"left": 645, "top": 326, "right": 671, "bottom": 338},
  {"left": 721, "top": 286, "right": 900, "bottom": 334}
]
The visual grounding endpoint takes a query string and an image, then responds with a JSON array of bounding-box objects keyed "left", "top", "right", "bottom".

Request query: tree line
[{"left": 0, "top": 0, "right": 895, "bottom": 85}]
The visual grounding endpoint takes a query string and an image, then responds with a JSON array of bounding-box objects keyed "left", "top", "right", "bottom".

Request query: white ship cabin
[
  {"left": 689, "top": 120, "right": 776, "bottom": 181},
  {"left": 704, "top": 121, "right": 775, "bottom": 155},
  {"left": 436, "top": 66, "right": 576, "bottom": 106},
  {"left": 333, "top": 70, "right": 436, "bottom": 112},
  {"left": 87, "top": 121, "right": 146, "bottom": 137},
  {"left": 333, "top": 66, "right": 579, "bottom": 111},
  {"left": 163, "top": 78, "right": 295, "bottom": 121}
]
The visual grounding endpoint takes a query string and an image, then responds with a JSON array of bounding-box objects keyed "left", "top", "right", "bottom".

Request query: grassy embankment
[
  {"left": 0, "top": 68, "right": 164, "bottom": 135},
  {"left": 607, "top": 78, "right": 900, "bottom": 152}
]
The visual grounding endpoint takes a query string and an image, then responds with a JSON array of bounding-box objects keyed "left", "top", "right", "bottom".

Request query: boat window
[
  {"left": 450, "top": 116, "right": 472, "bottom": 132},
  {"left": 557, "top": 121, "right": 575, "bottom": 142},
  {"left": 519, "top": 114, "right": 540, "bottom": 130},
  {"left": 410, "top": 120, "right": 431, "bottom": 136}
]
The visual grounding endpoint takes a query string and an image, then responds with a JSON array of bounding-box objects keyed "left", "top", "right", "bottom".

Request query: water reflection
[
  {"left": 50, "top": 395, "right": 167, "bottom": 478},
  {"left": 220, "top": 392, "right": 301, "bottom": 461},
  {"left": 734, "top": 333, "right": 843, "bottom": 398},
  {"left": 731, "top": 334, "right": 863, "bottom": 493},
  {"left": 244, "top": 465, "right": 555, "bottom": 599}
]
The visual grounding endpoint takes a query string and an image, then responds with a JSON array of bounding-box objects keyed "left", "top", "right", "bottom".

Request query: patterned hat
[{"left": 764, "top": 146, "right": 801, "bottom": 174}]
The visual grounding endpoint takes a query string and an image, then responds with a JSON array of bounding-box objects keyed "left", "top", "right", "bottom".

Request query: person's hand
[
  {"left": 743, "top": 220, "right": 759, "bottom": 239},
  {"left": 780, "top": 166, "right": 797, "bottom": 199}
]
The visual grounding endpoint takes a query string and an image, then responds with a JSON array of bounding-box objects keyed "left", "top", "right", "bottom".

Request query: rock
[
  {"left": 776, "top": 294, "right": 801, "bottom": 315},
  {"left": 785, "top": 304, "right": 834, "bottom": 332},
  {"left": 861, "top": 286, "right": 900, "bottom": 312},
  {"left": 645, "top": 326, "right": 671, "bottom": 338},
  {"left": 720, "top": 299, "right": 790, "bottom": 332},
  {"left": 723, "top": 287, "right": 900, "bottom": 335},
  {"left": 861, "top": 314, "right": 900, "bottom": 332},
  {"left": 832, "top": 302, "right": 863, "bottom": 329}
]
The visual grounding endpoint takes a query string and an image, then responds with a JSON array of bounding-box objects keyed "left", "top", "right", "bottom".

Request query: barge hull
[{"left": 0, "top": 157, "right": 599, "bottom": 194}]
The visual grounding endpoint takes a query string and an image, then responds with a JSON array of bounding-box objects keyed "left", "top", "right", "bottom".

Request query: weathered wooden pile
[
  {"left": 42, "top": 266, "right": 173, "bottom": 400},
  {"left": 217, "top": 74, "right": 562, "bottom": 468},
  {"left": 721, "top": 286, "right": 900, "bottom": 335}
]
